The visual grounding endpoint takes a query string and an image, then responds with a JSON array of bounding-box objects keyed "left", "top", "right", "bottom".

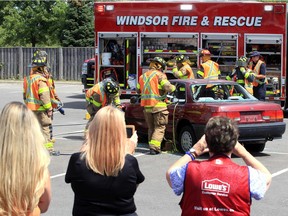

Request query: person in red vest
[
  {"left": 248, "top": 51, "right": 267, "bottom": 101},
  {"left": 166, "top": 116, "right": 271, "bottom": 216},
  {"left": 137, "top": 57, "right": 175, "bottom": 155},
  {"left": 172, "top": 54, "right": 195, "bottom": 79}
]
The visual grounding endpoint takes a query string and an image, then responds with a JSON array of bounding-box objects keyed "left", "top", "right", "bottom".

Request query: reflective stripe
[
  {"left": 43, "top": 102, "right": 52, "bottom": 110},
  {"left": 226, "top": 76, "right": 232, "bottom": 81},
  {"left": 160, "top": 79, "right": 169, "bottom": 86},
  {"left": 24, "top": 74, "right": 51, "bottom": 111},
  {"left": 44, "top": 142, "right": 54, "bottom": 149},
  {"left": 149, "top": 139, "right": 161, "bottom": 148},
  {"left": 202, "top": 60, "right": 219, "bottom": 79},
  {"left": 86, "top": 96, "right": 102, "bottom": 107},
  {"left": 197, "top": 70, "right": 204, "bottom": 77},
  {"left": 39, "top": 86, "right": 49, "bottom": 94}
]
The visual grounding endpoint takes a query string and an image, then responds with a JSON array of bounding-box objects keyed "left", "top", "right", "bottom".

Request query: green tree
[
  {"left": 60, "top": 0, "right": 94, "bottom": 47},
  {"left": 0, "top": 0, "right": 67, "bottom": 47}
]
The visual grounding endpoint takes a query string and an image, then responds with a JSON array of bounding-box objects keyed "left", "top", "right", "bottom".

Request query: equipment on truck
[{"left": 82, "top": 0, "right": 287, "bottom": 108}]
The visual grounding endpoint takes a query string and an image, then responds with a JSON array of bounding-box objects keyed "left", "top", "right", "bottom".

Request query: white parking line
[
  {"left": 50, "top": 151, "right": 288, "bottom": 179},
  {"left": 50, "top": 152, "right": 149, "bottom": 179},
  {"left": 51, "top": 167, "right": 288, "bottom": 179},
  {"left": 264, "top": 151, "right": 288, "bottom": 155},
  {"left": 271, "top": 168, "right": 288, "bottom": 178},
  {"left": 51, "top": 173, "right": 66, "bottom": 179}
]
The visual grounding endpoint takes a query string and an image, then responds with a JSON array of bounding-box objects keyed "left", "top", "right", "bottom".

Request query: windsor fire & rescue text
[{"left": 116, "top": 16, "right": 263, "bottom": 27}]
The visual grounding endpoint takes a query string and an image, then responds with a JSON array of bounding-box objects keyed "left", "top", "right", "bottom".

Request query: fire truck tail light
[
  {"left": 264, "top": 5, "right": 273, "bottom": 12},
  {"left": 96, "top": 5, "right": 105, "bottom": 13},
  {"left": 106, "top": 5, "right": 114, "bottom": 11},
  {"left": 180, "top": 4, "right": 193, "bottom": 11}
]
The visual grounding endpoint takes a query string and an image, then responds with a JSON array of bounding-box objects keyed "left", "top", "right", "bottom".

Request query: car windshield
[{"left": 191, "top": 83, "right": 257, "bottom": 102}]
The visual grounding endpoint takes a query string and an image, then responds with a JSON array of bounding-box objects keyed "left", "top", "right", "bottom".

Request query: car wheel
[
  {"left": 177, "top": 126, "right": 196, "bottom": 153},
  {"left": 244, "top": 142, "right": 266, "bottom": 153}
]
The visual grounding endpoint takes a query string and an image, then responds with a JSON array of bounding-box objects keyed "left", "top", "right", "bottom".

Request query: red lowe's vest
[{"left": 180, "top": 155, "right": 250, "bottom": 216}]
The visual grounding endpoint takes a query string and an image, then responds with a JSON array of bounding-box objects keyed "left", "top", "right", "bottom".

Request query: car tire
[
  {"left": 177, "top": 125, "right": 196, "bottom": 153},
  {"left": 244, "top": 142, "right": 266, "bottom": 153}
]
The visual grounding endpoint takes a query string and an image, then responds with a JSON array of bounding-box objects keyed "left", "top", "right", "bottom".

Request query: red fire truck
[{"left": 83, "top": 0, "right": 287, "bottom": 107}]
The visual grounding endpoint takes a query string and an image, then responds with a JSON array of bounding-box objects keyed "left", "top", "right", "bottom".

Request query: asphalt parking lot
[{"left": 1, "top": 81, "right": 288, "bottom": 216}]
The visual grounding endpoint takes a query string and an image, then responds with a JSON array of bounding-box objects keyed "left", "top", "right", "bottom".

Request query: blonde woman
[
  {"left": 66, "top": 106, "right": 144, "bottom": 216},
  {"left": 0, "top": 102, "right": 51, "bottom": 216}
]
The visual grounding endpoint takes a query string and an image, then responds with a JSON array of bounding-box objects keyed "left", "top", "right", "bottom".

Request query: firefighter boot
[{"left": 44, "top": 141, "right": 60, "bottom": 156}]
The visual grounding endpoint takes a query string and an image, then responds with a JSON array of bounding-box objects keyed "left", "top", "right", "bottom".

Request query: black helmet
[
  {"left": 151, "top": 57, "right": 167, "bottom": 71},
  {"left": 237, "top": 56, "right": 248, "bottom": 67},
  {"left": 175, "top": 54, "right": 186, "bottom": 63},
  {"left": 30, "top": 49, "right": 48, "bottom": 67},
  {"left": 103, "top": 78, "right": 120, "bottom": 96}
]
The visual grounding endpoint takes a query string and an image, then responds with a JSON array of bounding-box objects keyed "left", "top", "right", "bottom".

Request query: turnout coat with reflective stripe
[
  {"left": 23, "top": 74, "right": 51, "bottom": 111},
  {"left": 201, "top": 60, "right": 220, "bottom": 79},
  {"left": 86, "top": 82, "right": 107, "bottom": 108},
  {"left": 138, "top": 69, "right": 167, "bottom": 107}
]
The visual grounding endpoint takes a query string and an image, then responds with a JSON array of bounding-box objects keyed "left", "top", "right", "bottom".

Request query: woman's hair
[
  {"left": 83, "top": 105, "right": 127, "bottom": 177},
  {"left": 0, "top": 102, "right": 50, "bottom": 215},
  {"left": 205, "top": 116, "right": 239, "bottom": 154}
]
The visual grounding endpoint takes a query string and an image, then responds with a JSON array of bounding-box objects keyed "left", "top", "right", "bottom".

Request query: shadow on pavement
[{"left": 63, "top": 101, "right": 86, "bottom": 109}]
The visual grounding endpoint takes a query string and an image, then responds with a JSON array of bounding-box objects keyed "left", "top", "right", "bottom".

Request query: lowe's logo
[{"left": 202, "top": 178, "right": 230, "bottom": 194}]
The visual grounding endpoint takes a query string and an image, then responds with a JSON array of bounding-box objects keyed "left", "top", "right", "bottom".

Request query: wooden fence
[{"left": 0, "top": 47, "right": 95, "bottom": 81}]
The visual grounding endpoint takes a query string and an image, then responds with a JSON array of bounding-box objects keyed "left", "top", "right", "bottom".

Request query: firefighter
[
  {"left": 172, "top": 54, "right": 195, "bottom": 79},
  {"left": 248, "top": 51, "right": 267, "bottom": 101},
  {"left": 197, "top": 49, "right": 221, "bottom": 79},
  {"left": 23, "top": 50, "right": 57, "bottom": 154},
  {"left": 226, "top": 56, "right": 255, "bottom": 94},
  {"left": 45, "top": 66, "right": 65, "bottom": 142},
  {"left": 85, "top": 78, "right": 121, "bottom": 130},
  {"left": 137, "top": 57, "right": 176, "bottom": 155},
  {"left": 29, "top": 50, "right": 65, "bottom": 142}
]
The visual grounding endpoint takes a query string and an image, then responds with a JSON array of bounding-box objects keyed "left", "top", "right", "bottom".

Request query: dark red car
[{"left": 124, "top": 79, "right": 286, "bottom": 153}]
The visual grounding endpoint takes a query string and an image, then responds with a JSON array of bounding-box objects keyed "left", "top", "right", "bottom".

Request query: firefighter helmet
[
  {"left": 199, "top": 49, "right": 211, "bottom": 57},
  {"left": 237, "top": 56, "right": 248, "bottom": 67},
  {"left": 151, "top": 57, "right": 167, "bottom": 71},
  {"left": 30, "top": 49, "right": 48, "bottom": 67},
  {"left": 175, "top": 54, "right": 185, "bottom": 63},
  {"left": 103, "top": 78, "right": 119, "bottom": 96}
]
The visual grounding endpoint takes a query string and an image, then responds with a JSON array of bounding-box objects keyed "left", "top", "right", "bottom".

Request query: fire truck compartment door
[
  {"left": 201, "top": 34, "right": 238, "bottom": 40},
  {"left": 98, "top": 32, "right": 138, "bottom": 38},
  {"left": 141, "top": 32, "right": 198, "bottom": 38},
  {"left": 245, "top": 35, "right": 282, "bottom": 44}
]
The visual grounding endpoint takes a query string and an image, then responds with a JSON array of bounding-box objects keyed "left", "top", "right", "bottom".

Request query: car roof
[{"left": 169, "top": 79, "right": 236, "bottom": 85}]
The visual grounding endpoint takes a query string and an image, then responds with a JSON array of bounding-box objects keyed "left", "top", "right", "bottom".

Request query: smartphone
[{"left": 126, "top": 125, "right": 135, "bottom": 138}]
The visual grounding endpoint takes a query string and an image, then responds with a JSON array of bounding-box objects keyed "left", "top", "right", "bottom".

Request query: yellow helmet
[{"left": 150, "top": 57, "right": 167, "bottom": 71}]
